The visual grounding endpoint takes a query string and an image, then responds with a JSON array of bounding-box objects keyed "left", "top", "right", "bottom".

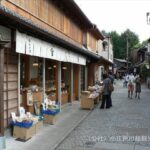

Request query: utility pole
[
  {"left": 107, "top": 36, "right": 110, "bottom": 61},
  {"left": 146, "top": 13, "right": 150, "bottom": 81},
  {"left": 126, "top": 35, "right": 129, "bottom": 71}
]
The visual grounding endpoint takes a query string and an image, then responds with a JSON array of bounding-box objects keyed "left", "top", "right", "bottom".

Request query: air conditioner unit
[{"left": 0, "top": 25, "right": 11, "bottom": 47}]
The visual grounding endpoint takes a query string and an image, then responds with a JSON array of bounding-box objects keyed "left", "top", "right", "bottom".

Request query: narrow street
[{"left": 57, "top": 80, "right": 150, "bottom": 150}]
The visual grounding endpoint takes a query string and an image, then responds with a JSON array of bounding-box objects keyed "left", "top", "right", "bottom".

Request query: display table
[
  {"left": 43, "top": 114, "right": 59, "bottom": 125},
  {"left": 13, "top": 120, "right": 43, "bottom": 141},
  {"left": 13, "top": 125, "right": 35, "bottom": 140},
  {"left": 80, "top": 91, "right": 99, "bottom": 110}
]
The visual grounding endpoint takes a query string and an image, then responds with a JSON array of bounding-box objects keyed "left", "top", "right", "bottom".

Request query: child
[{"left": 128, "top": 80, "right": 134, "bottom": 99}]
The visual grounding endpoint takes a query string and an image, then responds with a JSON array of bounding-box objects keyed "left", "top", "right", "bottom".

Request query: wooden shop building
[{"left": 0, "top": 0, "right": 105, "bottom": 142}]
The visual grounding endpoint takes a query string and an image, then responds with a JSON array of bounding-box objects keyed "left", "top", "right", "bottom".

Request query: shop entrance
[
  {"left": 73, "top": 64, "right": 79, "bottom": 101},
  {"left": 81, "top": 66, "right": 86, "bottom": 91},
  {"left": 61, "top": 62, "right": 71, "bottom": 105},
  {"left": 45, "top": 59, "right": 57, "bottom": 102},
  {"left": 20, "top": 55, "right": 43, "bottom": 114}
]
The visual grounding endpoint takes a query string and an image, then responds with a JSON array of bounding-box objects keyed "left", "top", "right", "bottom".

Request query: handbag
[{"left": 108, "top": 83, "right": 114, "bottom": 92}]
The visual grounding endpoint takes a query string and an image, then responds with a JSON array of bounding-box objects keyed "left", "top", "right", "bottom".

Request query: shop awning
[
  {"left": 98, "top": 56, "right": 113, "bottom": 66},
  {"left": 16, "top": 31, "right": 86, "bottom": 65}
]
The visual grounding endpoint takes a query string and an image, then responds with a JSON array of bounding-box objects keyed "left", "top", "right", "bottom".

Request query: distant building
[{"left": 114, "top": 58, "right": 128, "bottom": 77}]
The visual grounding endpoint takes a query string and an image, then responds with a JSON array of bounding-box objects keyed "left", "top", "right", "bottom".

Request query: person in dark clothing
[
  {"left": 108, "top": 71, "right": 114, "bottom": 107},
  {"left": 135, "top": 75, "right": 141, "bottom": 99},
  {"left": 100, "top": 74, "right": 111, "bottom": 109}
]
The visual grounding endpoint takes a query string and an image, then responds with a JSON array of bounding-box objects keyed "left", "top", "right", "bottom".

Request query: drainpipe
[{"left": 0, "top": 46, "right": 6, "bottom": 149}]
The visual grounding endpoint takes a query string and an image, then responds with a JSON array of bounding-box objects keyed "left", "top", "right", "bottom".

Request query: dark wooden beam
[{"left": 0, "top": 46, "right": 4, "bottom": 136}]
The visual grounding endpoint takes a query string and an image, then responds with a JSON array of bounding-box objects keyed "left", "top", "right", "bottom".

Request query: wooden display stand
[
  {"left": 13, "top": 125, "right": 36, "bottom": 140},
  {"left": 61, "top": 93, "right": 68, "bottom": 105},
  {"left": 80, "top": 91, "right": 94, "bottom": 110},
  {"left": 43, "top": 114, "right": 59, "bottom": 125},
  {"left": 13, "top": 121, "right": 43, "bottom": 140},
  {"left": 35, "top": 120, "right": 43, "bottom": 133},
  {"left": 80, "top": 91, "right": 99, "bottom": 110}
]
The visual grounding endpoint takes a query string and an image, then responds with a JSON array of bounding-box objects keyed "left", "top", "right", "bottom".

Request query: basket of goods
[
  {"left": 88, "top": 86, "right": 96, "bottom": 92},
  {"left": 12, "top": 119, "right": 33, "bottom": 128}
]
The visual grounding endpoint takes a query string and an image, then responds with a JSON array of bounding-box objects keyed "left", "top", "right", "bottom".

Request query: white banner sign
[
  {"left": 16, "top": 31, "right": 86, "bottom": 65},
  {"left": 147, "top": 12, "right": 150, "bottom": 24}
]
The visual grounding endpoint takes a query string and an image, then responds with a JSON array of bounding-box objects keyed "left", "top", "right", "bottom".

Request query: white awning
[{"left": 16, "top": 31, "right": 86, "bottom": 65}]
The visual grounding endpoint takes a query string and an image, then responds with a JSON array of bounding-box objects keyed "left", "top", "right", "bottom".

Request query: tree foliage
[{"left": 102, "top": 29, "right": 140, "bottom": 61}]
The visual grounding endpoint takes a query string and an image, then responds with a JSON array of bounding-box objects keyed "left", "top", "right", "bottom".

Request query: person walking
[
  {"left": 100, "top": 74, "right": 111, "bottom": 109},
  {"left": 135, "top": 75, "right": 141, "bottom": 99},
  {"left": 128, "top": 73, "right": 135, "bottom": 99},
  {"left": 108, "top": 71, "right": 114, "bottom": 107},
  {"left": 123, "top": 73, "right": 129, "bottom": 87}
]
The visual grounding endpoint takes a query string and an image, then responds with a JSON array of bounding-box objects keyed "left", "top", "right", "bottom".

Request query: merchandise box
[
  {"left": 80, "top": 91, "right": 99, "bottom": 110},
  {"left": 43, "top": 114, "right": 59, "bottom": 125},
  {"left": 13, "top": 124, "right": 36, "bottom": 140},
  {"left": 80, "top": 91, "right": 94, "bottom": 110},
  {"left": 80, "top": 97, "right": 94, "bottom": 110},
  {"left": 35, "top": 120, "right": 43, "bottom": 133}
]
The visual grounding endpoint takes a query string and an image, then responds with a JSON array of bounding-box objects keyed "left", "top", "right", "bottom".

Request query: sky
[{"left": 74, "top": 0, "right": 150, "bottom": 42}]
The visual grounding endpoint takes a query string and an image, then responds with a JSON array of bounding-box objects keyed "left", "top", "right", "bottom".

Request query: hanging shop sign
[
  {"left": 0, "top": 26, "right": 11, "bottom": 47},
  {"left": 16, "top": 31, "right": 86, "bottom": 65},
  {"left": 0, "top": 26, "right": 11, "bottom": 42}
]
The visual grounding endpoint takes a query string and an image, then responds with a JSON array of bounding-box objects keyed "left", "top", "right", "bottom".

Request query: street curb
[{"left": 51, "top": 109, "right": 93, "bottom": 150}]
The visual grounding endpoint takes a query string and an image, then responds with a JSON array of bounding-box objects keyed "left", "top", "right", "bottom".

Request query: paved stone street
[{"left": 56, "top": 80, "right": 150, "bottom": 150}]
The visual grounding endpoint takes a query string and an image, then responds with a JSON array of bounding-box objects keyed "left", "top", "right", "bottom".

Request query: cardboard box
[
  {"left": 13, "top": 125, "right": 36, "bottom": 140},
  {"left": 80, "top": 91, "right": 94, "bottom": 110},
  {"left": 43, "top": 114, "right": 59, "bottom": 125},
  {"left": 80, "top": 98, "right": 94, "bottom": 110},
  {"left": 61, "top": 93, "right": 68, "bottom": 105},
  {"left": 35, "top": 121, "right": 43, "bottom": 133}
]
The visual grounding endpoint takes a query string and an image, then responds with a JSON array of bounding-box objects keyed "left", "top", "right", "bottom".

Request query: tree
[
  {"left": 102, "top": 29, "right": 140, "bottom": 61},
  {"left": 120, "top": 29, "right": 139, "bottom": 61},
  {"left": 109, "top": 31, "right": 122, "bottom": 58}
]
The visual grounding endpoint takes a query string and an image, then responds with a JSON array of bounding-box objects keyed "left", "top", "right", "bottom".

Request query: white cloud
[{"left": 74, "top": 0, "right": 150, "bottom": 42}]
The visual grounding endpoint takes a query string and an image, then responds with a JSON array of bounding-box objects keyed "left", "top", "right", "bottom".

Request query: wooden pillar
[
  {"left": 78, "top": 65, "right": 81, "bottom": 102},
  {"left": 74, "top": 64, "right": 79, "bottom": 100},
  {"left": 88, "top": 63, "right": 95, "bottom": 86},
  {"left": 0, "top": 46, "right": 4, "bottom": 136},
  {"left": 43, "top": 58, "right": 45, "bottom": 101},
  {"left": 58, "top": 62, "right": 61, "bottom": 111},
  {"left": 18, "top": 54, "right": 20, "bottom": 108},
  {"left": 71, "top": 63, "right": 73, "bottom": 103},
  {"left": 56, "top": 62, "right": 58, "bottom": 101},
  {"left": 85, "top": 66, "right": 88, "bottom": 90},
  {"left": 24, "top": 55, "right": 30, "bottom": 87}
]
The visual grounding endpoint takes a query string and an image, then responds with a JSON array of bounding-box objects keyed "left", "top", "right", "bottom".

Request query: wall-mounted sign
[
  {"left": 16, "top": 31, "right": 86, "bottom": 65},
  {"left": 0, "top": 25, "right": 11, "bottom": 45}
]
